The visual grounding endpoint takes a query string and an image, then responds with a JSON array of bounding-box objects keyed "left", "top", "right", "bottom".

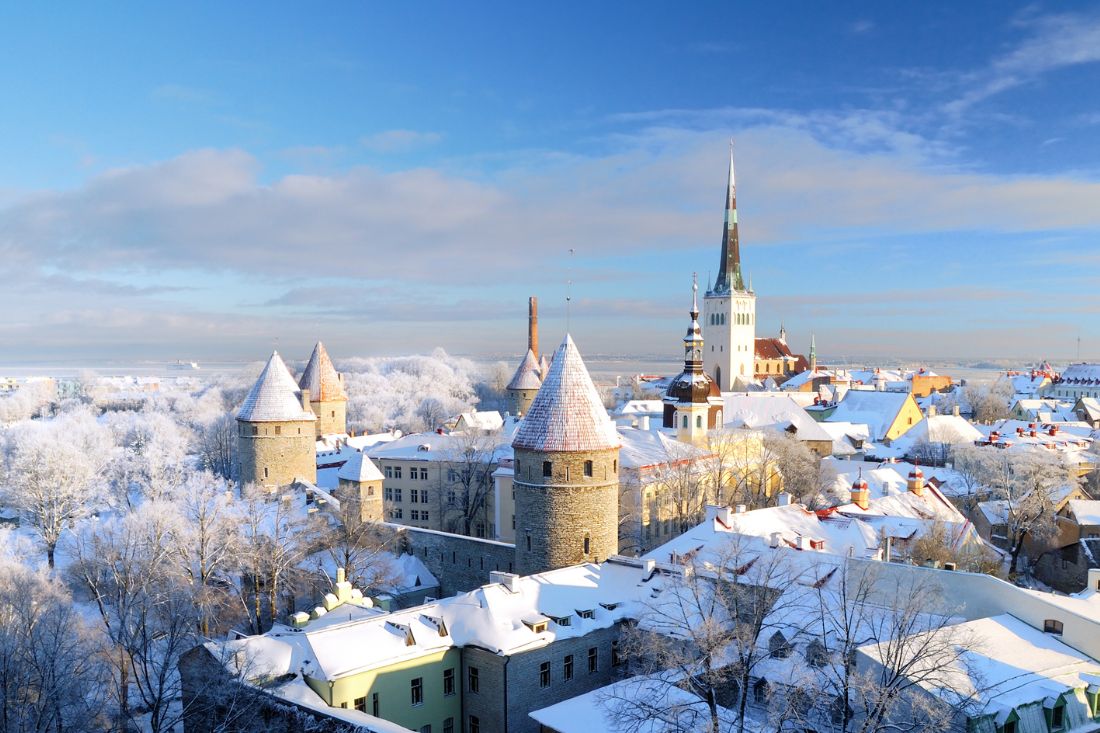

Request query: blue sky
[{"left": 1, "top": 2, "right": 1099, "bottom": 363}]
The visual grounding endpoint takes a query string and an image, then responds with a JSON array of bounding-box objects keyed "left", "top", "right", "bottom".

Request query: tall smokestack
[{"left": 528, "top": 296, "right": 539, "bottom": 360}]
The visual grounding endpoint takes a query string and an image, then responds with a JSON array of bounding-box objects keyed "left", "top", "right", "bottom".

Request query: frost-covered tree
[
  {"left": 68, "top": 502, "right": 197, "bottom": 733},
  {"left": 2, "top": 410, "right": 112, "bottom": 567},
  {"left": 194, "top": 412, "right": 238, "bottom": 482},
  {"left": 0, "top": 380, "right": 55, "bottom": 424},
  {"left": 0, "top": 556, "right": 108, "bottom": 732},
  {"left": 964, "top": 380, "right": 1014, "bottom": 424},
  {"left": 104, "top": 410, "right": 192, "bottom": 505},
  {"left": 343, "top": 349, "right": 481, "bottom": 433},
  {"left": 438, "top": 429, "right": 499, "bottom": 537},
  {"left": 985, "top": 449, "right": 1073, "bottom": 572}
]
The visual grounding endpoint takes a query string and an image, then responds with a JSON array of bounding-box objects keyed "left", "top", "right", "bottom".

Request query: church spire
[
  {"left": 684, "top": 273, "right": 704, "bottom": 371},
  {"left": 810, "top": 332, "right": 817, "bottom": 372},
  {"left": 711, "top": 140, "right": 745, "bottom": 295}
]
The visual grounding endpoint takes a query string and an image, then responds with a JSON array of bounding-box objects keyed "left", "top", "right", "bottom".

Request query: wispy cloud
[
  {"left": 945, "top": 10, "right": 1100, "bottom": 115},
  {"left": 360, "top": 129, "right": 443, "bottom": 153}
]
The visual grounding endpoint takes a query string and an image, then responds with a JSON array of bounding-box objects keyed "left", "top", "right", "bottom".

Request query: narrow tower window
[
  {"left": 583, "top": 532, "right": 591, "bottom": 555},
  {"left": 542, "top": 460, "right": 552, "bottom": 477},
  {"left": 584, "top": 460, "right": 593, "bottom": 477}
]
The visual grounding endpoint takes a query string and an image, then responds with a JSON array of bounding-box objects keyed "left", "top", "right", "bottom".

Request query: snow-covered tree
[
  {"left": 2, "top": 410, "right": 112, "bottom": 567},
  {"left": 104, "top": 410, "right": 192, "bottom": 505}
]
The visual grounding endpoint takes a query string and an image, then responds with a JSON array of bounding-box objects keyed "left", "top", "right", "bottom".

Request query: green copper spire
[{"left": 710, "top": 141, "right": 745, "bottom": 295}]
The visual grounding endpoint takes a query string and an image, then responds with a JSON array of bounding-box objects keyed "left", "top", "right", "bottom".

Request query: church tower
[
  {"left": 237, "top": 351, "right": 317, "bottom": 489},
  {"left": 703, "top": 143, "right": 756, "bottom": 391},
  {"left": 299, "top": 341, "right": 347, "bottom": 438},
  {"left": 663, "top": 276, "right": 723, "bottom": 445},
  {"left": 511, "top": 335, "right": 621, "bottom": 576}
]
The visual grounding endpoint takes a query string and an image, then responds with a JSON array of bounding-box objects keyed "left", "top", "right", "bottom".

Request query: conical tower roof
[
  {"left": 299, "top": 342, "right": 347, "bottom": 402},
  {"left": 507, "top": 349, "right": 543, "bottom": 391},
  {"left": 512, "top": 335, "right": 620, "bottom": 452},
  {"left": 237, "top": 351, "right": 316, "bottom": 423}
]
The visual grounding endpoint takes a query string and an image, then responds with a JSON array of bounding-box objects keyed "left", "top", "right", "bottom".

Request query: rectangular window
[
  {"left": 443, "top": 719, "right": 453, "bottom": 733},
  {"left": 274, "top": 425, "right": 281, "bottom": 435},
  {"left": 390, "top": 508, "right": 403, "bottom": 520},
  {"left": 422, "top": 511, "right": 429, "bottom": 521},
  {"left": 384, "top": 487, "right": 393, "bottom": 501},
  {"left": 394, "top": 488, "right": 402, "bottom": 502},
  {"left": 539, "top": 661, "right": 550, "bottom": 688},
  {"left": 469, "top": 716, "right": 480, "bottom": 733},
  {"left": 394, "top": 466, "right": 403, "bottom": 479},
  {"left": 354, "top": 696, "right": 367, "bottom": 712},
  {"left": 448, "top": 468, "right": 459, "bottom": 482},
  {"left": 372, "top": 693, "right": 379, "bottom": 716},
  {"left": 584, "top": 460, "right": 593, "bottom": 477},
  {"left": 410, "top": 677, "right": 423, "bottom": 706},
  {"left": 420, "top": 467, "right": 429, "bottom": 480},
  {"left": 564, "top": 654, "right": 574, "bottom": 681},
  {"left": 588, "top": 647, "right": 598, "bottom": 673},
  {"left": 385, "top": 466, "right": 393, "bottom": 478},
  {"left": 420, "top": 489, "right": 429, "bottom": 503},
  {"left": 411, "top": 490, "right": 419, "bottom": 503},
  {"left": 476, "top": 523, "right": 485, "bottom": 538},
  {"left": 443, "top": 667, "right": 455, "bottom": 696},
  {"left": 543, "top": 460, "right": 552, "bottom": 477},
  {"left": 468, "top": 666, "right": 479, "bottom": 693},
  {"left": 410, "top": 510, "right": 420, "bottom": 521}
]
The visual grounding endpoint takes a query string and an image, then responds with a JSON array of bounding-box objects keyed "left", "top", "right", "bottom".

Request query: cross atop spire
[{"left": 710, "top": 141, "right": 745, "bottom": 295}]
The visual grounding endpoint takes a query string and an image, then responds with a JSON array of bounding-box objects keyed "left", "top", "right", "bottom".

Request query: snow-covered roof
[
  {"left": 860, "top": 613, "right": 1100, "bottom": 718},
  {"left": 816, "top": 421, "right": 871, "bottom": 456},
  {"left": 617, "top": 426, "right": 712, "bottom": 471},
  {"left": 237, "top": 351, "right": 316, "bottom": 423},
  {"left": 507, "top": 349, "right": 543, "bottom": 391},
  {"left": 889, "top": 414, "right": 983, "bottom": 455},
  {"left": 299, "top": 342, "right": 347, "bottom": 402},
  {"left": 1061, "top": 364, "right": 1100, "bottom": 384},
  {"left": 367, "top": 430, "right": 511, "bottom": 463},
  {"left": 826, "top": 390, "right": 917, "bottom": 440},
  {"left": 720, "top": 393, "right": 833, "bottom": 443},
  {"left": 1067, "top": 500, "right": 1100, "bottom": 527},
  {"left": 530, "top": 675, "right": 738, "bottom": 733},
  {"left": 512, "top": 335, "right": 620, "bottom": 453},
  {"left": 336, "top": 451, "right": 385, "bottom": 483},
  {"left": 455, "top": 410, "right": 504, "bottom": 431}
]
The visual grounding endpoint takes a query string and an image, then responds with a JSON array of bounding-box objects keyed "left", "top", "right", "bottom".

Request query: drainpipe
[{"left": 502, "top": 654, "right": 511, "bottom": 732}]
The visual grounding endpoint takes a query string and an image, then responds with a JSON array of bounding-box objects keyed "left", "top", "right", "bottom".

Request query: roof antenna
[{"left": 566, "top": 248, "right": 575, "bottom": 334}]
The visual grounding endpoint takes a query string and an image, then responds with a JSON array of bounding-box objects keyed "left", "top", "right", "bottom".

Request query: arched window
[
  {"left": 695, "top": 415, "right": 703, "bottom": 429},
  {"left": 682, "top": 415, "right": 688, "bottom": 429},
  {"left": 753, "top": 678, "right": 769, "bottom": 704},
  {"left": 583, "top": 533, "right": 590, "bottom": 555}
]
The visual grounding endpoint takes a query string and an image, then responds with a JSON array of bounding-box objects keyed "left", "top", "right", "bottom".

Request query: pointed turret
[
  {"left": 236, "top": 351, "right": 317, "bottom": 488},
  {"left": 299, "top": 341, "right": 348, "bottom": 437},
  {"left": 709, "top": 142, "right": 745, "bottom": 295},
  {"left": 810, "top": 333, "right": 818, "bottom": 372},
  {"left": 507, "top": 349, "right": 543, "bottom": 416},
  {"left": 512, "top": 335, "right": 621, "bottom": 575},
  {"left": 513, "top": 335, "right": 620, "bottom": 452}
]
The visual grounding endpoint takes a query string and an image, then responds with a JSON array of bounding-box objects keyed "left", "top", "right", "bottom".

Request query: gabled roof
[
  {"left": 755, "top": 337, "right": 795, "bottom": 360},
  {"left": 512, "top": 335, "right": 620, "bottom": 453},
  {"left": 826, "top": 390, "right": 917, "bottom": 440},
  {"left": 507, "top": 349, "right": 543, "bottom": 391},
  {"left": 299, "top": 342, "right": 347, "bottom": 402},
  {"left": 237, "top": 352, "right": 316, "bottom": 423},
  {"left": 337, "top": 451, "right": 385, "bottom": 483}
]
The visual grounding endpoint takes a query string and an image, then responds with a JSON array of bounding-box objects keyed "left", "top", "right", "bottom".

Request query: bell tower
[{"left": 703, "top": 142, "right": 756, "bottom": 391}]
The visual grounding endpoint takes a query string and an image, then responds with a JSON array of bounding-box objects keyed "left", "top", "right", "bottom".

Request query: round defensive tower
[
  {"left": 511, "top": 335, "right": 621, "bottom": 576},
  {"left": 236, "top": 351, "right": 317, "bottom": 489}
]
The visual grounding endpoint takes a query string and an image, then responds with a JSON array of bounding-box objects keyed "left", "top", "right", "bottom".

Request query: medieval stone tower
[
  {"left": 511, "top": 335, "right": 621, "bottom": 576},
  {"left": 299, "top": 341, "right": 348, "bottom": 438},
  {"left": 664, "top": 276, "right": 724, "bottom": 445},
  {"left": 236, "top": 351, "right": 317, "bottom": 489},
  {"left": 507, "top": 297, "right": 542, "bottom": 416},
  {"left": 703, "top": 144, "right": 756, "bottom": 391}
]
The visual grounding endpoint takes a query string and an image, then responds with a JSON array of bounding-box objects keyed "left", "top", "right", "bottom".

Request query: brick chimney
[
  {"left": 528, "top": 296, "right": 539, "bottom": 361},
  {"left": 851, "top": 475, "right": 870, "bottom": 510},
  {"left": 907, "top": 465, "right": 925, "bottom": 497}
]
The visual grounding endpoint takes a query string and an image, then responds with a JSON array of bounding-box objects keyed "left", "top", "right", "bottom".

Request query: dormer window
[
  {"left": 522, "top": 616, "right": 550, "bottom": 633},
  {"left": 1044, "top": 619, "right": 1064, "bottom": 635},
  {"left": 576, "top": 608, "right": 595, "bottom": 620}
]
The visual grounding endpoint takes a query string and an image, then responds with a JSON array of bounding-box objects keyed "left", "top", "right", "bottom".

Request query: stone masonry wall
[
  {"left": 311, "top": 398, "right": 347, "bottom": 437},
  {"left": 388, "top": 523, "right": 516, "bottom": 597},
  {"left": 237, "top": 419, "right": 317, "bottom": 488},
  {"left": 513, "top": 447, "right": 619, "bottom": 576},
  {"left": 509, "top": 388, "right": 538, "bottom": 418}
]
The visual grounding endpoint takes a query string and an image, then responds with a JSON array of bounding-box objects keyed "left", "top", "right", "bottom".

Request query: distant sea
[{"left": 0, "top": 355, "right": 1019, "bottom": 386}]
